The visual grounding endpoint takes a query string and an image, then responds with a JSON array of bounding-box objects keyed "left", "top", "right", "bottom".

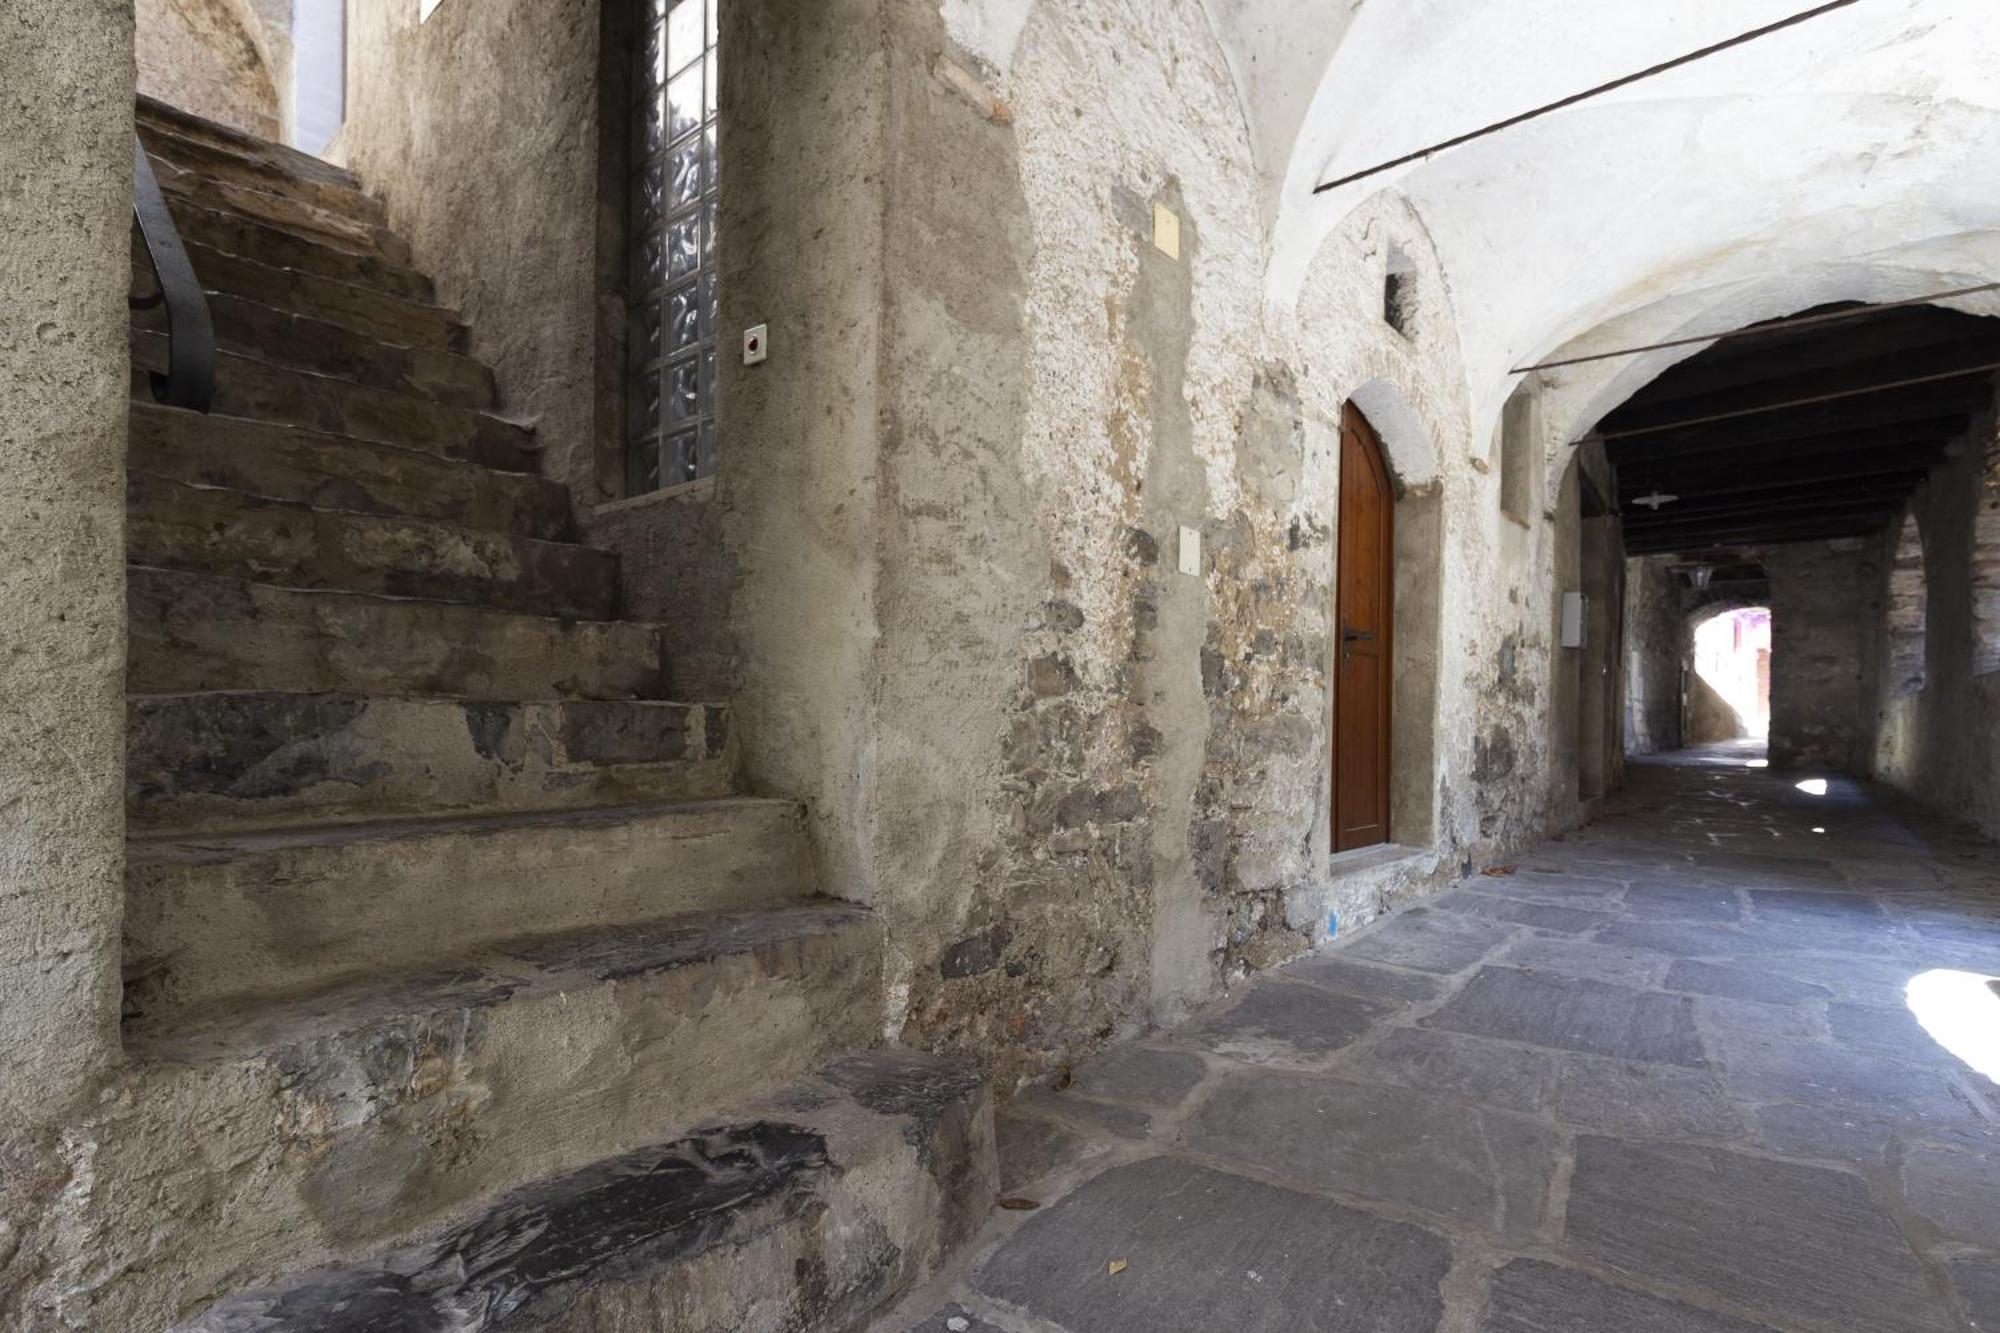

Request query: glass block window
[{"left": 628, "top": 0, "right": 720, "bottom": 493}]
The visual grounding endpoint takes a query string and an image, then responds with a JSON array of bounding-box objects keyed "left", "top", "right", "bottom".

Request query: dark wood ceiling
[{"left": 1594, "top": 304, "right": 2000, "bottom": 555}]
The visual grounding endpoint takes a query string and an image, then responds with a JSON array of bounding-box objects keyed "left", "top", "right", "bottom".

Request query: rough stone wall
[
  {"left": 1624, "top": 556, "right": 1684, "bottom": 756},
  {"left": 711, "top": 0, "right": 1621, "bottom": 1084},
  {"left": 1872, "top": 400, "right": 2000, "bottom": 837},
  {"left": 137, "top": 0, "right": 287, "bottom": 139},
  {"left": 0, "top": 1, "right": 133, "bottom": 1320},
  {"left": 1766, "top": 539, "right": 1884, "bottom": 772},
  {"left": 327, "top": 0, "right": 1631, "bottom": 1093},
  {"left": 337, "top": 0, "right": 605, "bottom": 496}
]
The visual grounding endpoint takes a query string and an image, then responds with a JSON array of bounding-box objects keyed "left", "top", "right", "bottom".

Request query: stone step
[
  {"left": 89, "top": 913, "right": 966, "bottom": 1332},
  {"left": 133, "top": 274, "right": 495, "bottom": 409},
  {"left": 171, "top": 1051, "right": 989, "bottom": 1333},
  {"left": 123, "top": 797, "right": 816, "bottom": 1017},
  {"left": 128, "top": 474, "right": 616, "bottom": 617},
  {"left": 127, "top": 694, "right": 736, "bottom": 831},
  {"left": 160, "top": 196, "right": 435, "bottom": 302},
  {"left": 151, "top": 151, "right": 413, "bottom": 265},
  {"left": 130, "top": 404, "right": 571, "bottom": 542},
  {"left": 128, "top": 566, "right": 667, "bottom": 699},
  {"left": 137, "top": 100, "right": 384, "bottom": 227},
  {"left": 167, "top": 236, "right": 469, "bottom": 351},
  {"left": 131, "top": 331, "right": 536, "bottom": 471},
  {"left": 138, "top": 94, "right": 363, "bottom": 196}
]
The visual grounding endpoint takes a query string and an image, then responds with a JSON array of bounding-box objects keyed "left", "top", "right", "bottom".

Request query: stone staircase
[{"left": 99, "top": 97, "right": 991, "bottom": 1332}]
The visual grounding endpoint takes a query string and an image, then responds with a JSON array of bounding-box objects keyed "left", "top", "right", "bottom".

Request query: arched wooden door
[{"left": 1335, "top": 402, "right": 1394, "bottom": 851}]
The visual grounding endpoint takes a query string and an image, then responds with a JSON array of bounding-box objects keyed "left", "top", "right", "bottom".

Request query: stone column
[{"left": 0, "top": 0, "right": 133, "bottom": 1127}]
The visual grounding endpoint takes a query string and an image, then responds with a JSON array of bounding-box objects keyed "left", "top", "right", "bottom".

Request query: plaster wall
[
  {"left": 0, "top": 0, "right": 132, "bottom": 1318},
  {"left": 336, "top": 0, "right": 606, "bottom": 497},
  {"left": 137, "top": 0, "right": 290, "bottom": 140}
]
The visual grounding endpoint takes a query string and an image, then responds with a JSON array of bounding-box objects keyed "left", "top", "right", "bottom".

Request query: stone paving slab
[
  {"left": 1279, "top": 954, "right": 1446, "bottom": 1004},
  {"left": 973, "top": 1157, "right": 1451, "bottom": 1333},
  {"left": 1948, "top": 1256, "right": 2000, "bottom": 1328},
  {"left": 1188, "top": 978, "right": 1389, "bottom": 1062},
  {"left": 1663, "top": 958, "right": 1830, "bottom": 1005},
  {"left": 906, "top": 752, "right": 2000, "bottom": 1333},
  {"left": 1566, "top": 1136, "right": 1959, "bottom": 1332},
  {"left": 1339, "top": 907, "right": 1517, "bottom": 974},
  {"left": 1432, "top": 890, "right": 1617, "bottom": 935},
  {"left": 1617, "top": 882, "right": 1744, "bottom": 922},
  {"left": 1478, "top": 1259, "right": 1779, "bottom": 1333},
  {"left": 1902, "top": 1144, "right": 2000, "bottom": 1242},
  {"left": 1548, "top": 1055, "right": 1744, "bottom": 1140},
  {"left": 1340, "top": 1025, "right": 1554, "bottom": 1115},
  {"left": 1185, "top": 1068, "right": 1557, "bottom": 1236},
  {"left": 1496, "top": 934, "right": 1670, "bottom": 986},
  {"left": 1066, "top": 1046, "right": 1207, "bottom": 1107},
  {"left": 1422, "top": 966, "right": 1708, "bottom": 1067}
]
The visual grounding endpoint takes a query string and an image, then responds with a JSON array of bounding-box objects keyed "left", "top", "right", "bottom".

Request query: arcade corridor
[{"left": 898, "top": 745, "right": 2000, "bottom": 1332}]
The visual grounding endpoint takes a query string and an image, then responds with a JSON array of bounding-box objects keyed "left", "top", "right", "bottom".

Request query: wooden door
[{"left": 1334, "top": 402, "right": 1394, "bottom": 851}]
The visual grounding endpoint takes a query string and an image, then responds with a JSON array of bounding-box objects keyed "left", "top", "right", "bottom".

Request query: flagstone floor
[{"left": 883, "top": 742, "right": 2000, "bottom": 1332}]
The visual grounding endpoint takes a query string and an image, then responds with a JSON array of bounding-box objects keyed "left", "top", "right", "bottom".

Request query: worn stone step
[
  {"left": 151, "top": 152, "right": 413, "bottom": 265},
  {"left": 128, "top": 694, "right": 736, "bottom": 831},
  {"left": 161, "top": 236, "right": 469, "bottom": 351},
  {"left": 137, "top": 100, "right": 383, "bottom": 227},
  {"left": 130, "top": 404, "right": 571, "bottom": 542},
  {"left": 128, "top": 566, "right": 667, "bottom": 699},
  {"left": 131, "top": 331, "right": 536, "bottom": 471},
  {"left": 123, "top": 797, "right": 816, "bottom": 1016},
  {"left": 138, "top": 94, "right": 363, "bottom": 195},
  {"left": 82, "top": 909, "right": 953, "bottom": 1331},
  {"left": 128, "top": 474, "right": 616, "bottom": 617},
  {"left": 132, "top": 266, "right": 494, "bottom": 407},
  {"left": 159, "top": 196, "right": 435, "bottom": 302},
  {"left": 101, "top": 1026, "right": 987, "bottom": 1333}
]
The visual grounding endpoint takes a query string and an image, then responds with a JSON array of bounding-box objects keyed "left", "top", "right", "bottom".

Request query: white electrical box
[
  {"left": 1179, "top": 526, "right": 1202, "bottom": 576},
  {"left": 1561, "top": 591, "right": 1586, "bottom": 648}
]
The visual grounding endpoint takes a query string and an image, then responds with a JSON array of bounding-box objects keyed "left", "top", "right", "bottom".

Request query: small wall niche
[{"left": 1383, "top": 246, "right": 1415, "bottom": 338}]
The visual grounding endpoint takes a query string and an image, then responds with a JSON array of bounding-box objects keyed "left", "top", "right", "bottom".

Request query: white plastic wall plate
[
  {"left": 1561, "top": 591, "right": 1586, "bottom": 648},
  {"left": 1179, "top": 526, "right": 1202, "bottom": 576},
  {"left": 743, "top": 324, "right": 768, "bottom": 365}
]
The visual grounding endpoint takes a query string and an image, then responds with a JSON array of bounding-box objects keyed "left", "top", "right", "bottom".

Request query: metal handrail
[{"left": 130, "top": 135, "right": 215, "bottom": 413}]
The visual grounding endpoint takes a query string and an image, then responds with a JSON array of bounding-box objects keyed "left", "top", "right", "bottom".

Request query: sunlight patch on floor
[{"left": 1907, "top": 969, "right": 2000, "bottom": 1086}]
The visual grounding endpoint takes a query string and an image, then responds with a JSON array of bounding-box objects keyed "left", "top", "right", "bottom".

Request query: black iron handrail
[{"left": 130, "top": 135, "right": 215, "bottom": 413}]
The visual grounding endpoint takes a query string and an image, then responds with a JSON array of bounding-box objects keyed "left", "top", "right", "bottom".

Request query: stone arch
[
  {"left": 1888, "top": 512, "right": 1929, "bottom": 699},
  {"left": 1974, "top": 428, "right": 2000, "bottom": 678},
  {"left": 1686, "top": 603, "right": 1772, "bottom": 743},
  {"left": 1291, "top": 189, "right": 1469, "bottom": 490}
]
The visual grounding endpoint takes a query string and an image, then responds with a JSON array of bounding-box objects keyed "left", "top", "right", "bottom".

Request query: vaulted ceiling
[
  {"left": 1594, "top": 304, "right": 2000, "bottom": 554},
  {"left": 945, "top": 0, "right": 2000, "bottom": 447}
]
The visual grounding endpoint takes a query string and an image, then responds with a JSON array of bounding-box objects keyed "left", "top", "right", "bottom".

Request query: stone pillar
[{"left": 0, "top": 0, "right": 133, "bottom": 1126}]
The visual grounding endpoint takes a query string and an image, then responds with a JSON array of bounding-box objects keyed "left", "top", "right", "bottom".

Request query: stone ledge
[{"left": 170, "top": 1048, "right": 994, "bottom": 1333}]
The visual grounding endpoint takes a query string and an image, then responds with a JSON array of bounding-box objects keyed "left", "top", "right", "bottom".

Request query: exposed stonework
[
  {"left": 1623, "top": 556, "right": 1685, "bottom": 757},
  {"left": 1767, "top": 538, "right": 1885, "bottom": 774}
]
